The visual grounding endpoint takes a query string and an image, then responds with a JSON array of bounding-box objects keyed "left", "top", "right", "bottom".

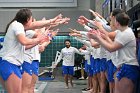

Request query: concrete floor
[
  {"left": 41, "top": 79, "right": 87, "bottom": 93},
  {"left": 0, "top": 79, "right": 87, "bottom": 93}
]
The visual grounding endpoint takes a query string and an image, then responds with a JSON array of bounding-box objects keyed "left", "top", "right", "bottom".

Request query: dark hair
[
  {"left": 5, "top": 8, "right": 32, "bottom": 34},
  {"left": 115, "top": 13, "right": 130, "bottom": 26},
  {"left": 112, "top": 8, "right": 124, "bottom": 17},
  {"left": 64, "top": 39, "right": 71, "bottom": 43}
]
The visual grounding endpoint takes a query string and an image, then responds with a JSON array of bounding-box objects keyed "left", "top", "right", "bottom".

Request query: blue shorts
[
  {"left": 62, "top": 65, "right": 74, "bottom": 75},
  {"left": 84, "top": 60, "right": 88, "bottom": 72},
  {"left": 0, "top": 57, "right": 2, "bottom": 76},
  {"left": 93, "top": 58, "right": 101, "bottom": 74},
  {"left": 0, "top": 60, "right": 22, "bottom": 81},
  {"left": 88, "top": 65, "right": 93, "bottom": 76},
  {"left": 116, "top": 64, "right": 140, "bottom": 84},
  {"left": 21, "top": 61, "right": 32, "bottom": 76},
  {"left": 107, "top": 60, "right": 117, "bottom": 82},
  {"left": 100, "top": 58, "right": 107, "bottom": 72},
  {"left": 84, "top": 60, "right": 93, "bottom": 76},
  {"left": 31, "top": 60, "right": 39, "bottom": 76},
  {"left": 91, "top": 59, "right": 97, "bottom": 75},
  {"left": 0, "top": 56, "right": 1, "bottom": 61},
  {"left": 96, "top": 58, "right": 101, "bottom": 73}
]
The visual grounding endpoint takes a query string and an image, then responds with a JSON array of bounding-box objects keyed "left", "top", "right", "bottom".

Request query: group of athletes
[
  {"left": 68, "top": 8, "right": 139, "bottom": 93},
  {"left": 0, "top": 8, "right": 139, "bottom": 93}
]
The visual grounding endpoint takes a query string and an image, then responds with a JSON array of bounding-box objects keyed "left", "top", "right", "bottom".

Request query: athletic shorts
[
  {"left": 93, "top": 58, "right": 100, "bottom": 74},
  {"left": 21, "top": 61, "right": 32, "bottom": 76},
  {"left": 107, "top": 60, "right": 117, "bottom": 82},
  {"left": 116, "top": 64, "right": 140, "bottom": 84},
  {"left": 84, "top": 60, "right": 88, "bottom": 72},
  {"left": 0, "top": 60, "right": 22, "bottom": 81},
  {"left": 88, "top": 65, "right": 93, "bottom": 76},
  {"left": 31, "top": 60, "right": 39, "bottom": 76},
  {"left": 0, "top": 57, "right": 2, "bottom": 76},
  {"left": 100, "top": 58, "right": 107, "bottom": 72},
  {"left": 62, "top": 65, "right": 74, "bottom": 75},
  {"left": 95, "top": 58, "right": 101, "bottom": 73},
  {"left": 84, "top": 60, "right": 93, "bottom": 76}
]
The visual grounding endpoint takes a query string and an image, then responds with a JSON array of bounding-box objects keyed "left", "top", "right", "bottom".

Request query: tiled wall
[
  {"left": 0, "top": 35, "right": 83, "bottom": 67},
  {"left": 40, "top": 36, "right": 83, "bottom": 67}
]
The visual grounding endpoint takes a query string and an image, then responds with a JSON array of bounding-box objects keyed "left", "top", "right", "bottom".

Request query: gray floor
[
  {"left": 42, "top": 79, "right": 87, "bottom": 93},
  {"left": 0, "top": 78, "right": 87, "bottom": 93}
]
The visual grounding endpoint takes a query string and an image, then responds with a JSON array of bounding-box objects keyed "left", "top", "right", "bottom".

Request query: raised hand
[
  {"left": 77, "top": 16, "right": 91, "bottom": 27},
  {"left": 69, "top": 32, "right": 81, "bottom": 37},
  {"left": 77, "top": 19, "right": 86, "bottom": 26},
  {"left": 49, "top": 14, "right": 63, "bottom": 24},
  {"left": 87, "top": 29, "right": 100, "bottom": 39},
  {"left": 95, "top": 12, "right": 103, "bottom": 19},
  {"left": 51, "top": 29, "right": 59, "bottom": 37},
  {"left": 68, "top": 28, "right": 79, "bottom": 34},
  {"left": 55, "top": 17, "right": 70, "bottom": 25},
  {"left": 93, "top": 20, "right": 103, "bottom": 29},
  {"left": 89, "top": 9, "right": 97, "bottom": 17}
]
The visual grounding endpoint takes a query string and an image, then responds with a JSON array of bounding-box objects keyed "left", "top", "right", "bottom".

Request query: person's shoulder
[
  {"left": 71, "top": 47, "right": 78, "bottom": 50},
  {"left": 13, "top": 21, "right": 22, "bottom": 26},
  {"left": 70, "top": 46, "right": 76, "bottom": 49},
  {"left": 70, "top": 46, "right": 75, "bottom": 48},
  {"left": 123, "top": 27, "right": 133, "bottom": 35},
  {"left": 12, "top": 21, "right": 24, "bottom": 28},
  {"left": 61, "top": 47, "right": 66, "bottom": 50}
]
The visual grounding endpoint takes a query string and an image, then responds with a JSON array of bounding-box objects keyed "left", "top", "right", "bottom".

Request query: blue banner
[{"left": 102, "top": 0, "right": 110, "bottom": 8}]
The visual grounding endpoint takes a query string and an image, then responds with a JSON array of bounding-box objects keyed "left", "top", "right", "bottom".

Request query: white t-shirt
[
  {"left": 24, "top": 30, "right": 36, "bottom": 63},
  {"left": 32, "top": 45, "right": 40, "bottom": 62},
  {"left": 111, "top": 51, "right": 118, "bottom": 65},
  {"left": 1, "top": 21, "right": 25, "bottom": 66},
  {"left": 94, "top": 47, "right": 101, "bottom": 59},
  {"left": 105, "top": 50, "right": 111, "bottom": 61},
  {"left": 80, "top": 49, "right": 91, "bottom": 65},
  {"left": 100, "top": 46, "right": 107, "bottom": 59},
  {"left": 114, "top": 27, "right": 139, "bottom": 67},
  {"left": 57, "top": 47, "right": 83, "bottom": 66},
  {"left": 75, "top": 37, "right": 91, "bottom": 47},
  {"left": 87, "top": 47, "right": 95, "bottom": 58}
]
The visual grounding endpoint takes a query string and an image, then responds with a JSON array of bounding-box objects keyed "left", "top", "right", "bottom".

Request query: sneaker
[
  {"left": 65, "top": 86, "right": 69, "bottom": 89},
  {"left": 82, "top": 88, "right": 90, "bottom": 91},
  {"left": 34, "top": 88, "right": 38, "bottom": 92},
  {"left": 79, "top": 77, "right": 84, "bottom": 80},
  {"left": 88, "top": 89, "right": 93, "bottom": 93}
]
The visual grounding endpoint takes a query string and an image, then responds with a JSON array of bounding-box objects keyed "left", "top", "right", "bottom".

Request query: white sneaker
[
  {"left": 34, "top": 88, "right": 38, "bottom": 92},
  {"left": 79, "top": 77, "right": 84, "bottom": 80},
  {"left": 65, "top": 86, "right": 69, "bottom": 89}
]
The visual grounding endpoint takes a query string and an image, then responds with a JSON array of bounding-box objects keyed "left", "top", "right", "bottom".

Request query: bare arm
[
  {"left": 88, "top": 31, "right": 122, "bottom": 52},
  {"left": 17, "top": 34, "right": 41, "bottom": 46}
]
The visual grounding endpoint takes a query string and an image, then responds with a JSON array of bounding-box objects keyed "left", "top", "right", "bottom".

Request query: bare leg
[
  {"left": 0, "top": 76, "right": 5, "bottom": 89},
  {"left": 97, "top": 73, "right": 101, "bottom": 93},
  {"left": 89, "top": 76, "right": 93, "bottom": 89},
  {"left": 100, "top": 72, "right": 106, "bottom": 93},
  {"left": 109, "top": 82, "right": 115, "bottom": 93},
  {"left": 69, "top": 75, "right": 73, "bottom": 87},
  {"left": 88, "top": 76, "right": 94, "bottom": 93},
  {"left": 29, "top": 74, "right": 38, "bottom": 93},
  {"left": 5, "top": 73, "right": 22, "bottom": 93},
  {"left": 80, "top": 67, "right": 84, "bottom": 79},
  {"left": 89, "top": 75, "right": 98, "bottom": 93},
  {"left": 114, "top": 77, "right": 134, "bottom": 93},
  {"left": 22, "top": 72, "right": 32, "bottom": 93},
  {"left": 64, "top": 74, "right": 69, "bottom": 88}
]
